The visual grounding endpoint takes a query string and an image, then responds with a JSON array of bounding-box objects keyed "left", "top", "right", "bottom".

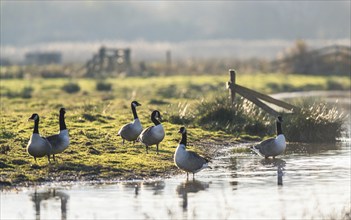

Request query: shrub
[
  {"left": 284, "top": 99, "right": 345, "bottom": 142},
  {"left": 96, "top": 81, "right": 112, "bottom": 91},
  {"left": 20, "top": 86, "right": 34, "bottom": 99},
  {"left": 326, "top": 79, "right": 346, "bottom": 90},
  {"left": 157, "top": 84, "right": 178, "bottom": 98},
  {"left": 195, "top": 96, "right": 269, "bottom": 136},
  {"left": 168, "top": 95, "right": 270, "bottom": 136},
  {"left": 2, "top": 86, "right": 33, "bottom": 99},
  {"left": 170, "top": 94, "right": 345, "bottom": 142},
  {"left": 149, "top": 99, "right": 170, "bottom": 105},
  {"left": 166, "top": 102, "right": 194, "bottom": 125},
  {"left": 61, "top": 82, "right": 80, "bottom": 94}
]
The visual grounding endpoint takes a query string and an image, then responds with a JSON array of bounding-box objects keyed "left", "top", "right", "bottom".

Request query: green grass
[{"left": 0, "top": 73, "right": 349, "bottom": 186}]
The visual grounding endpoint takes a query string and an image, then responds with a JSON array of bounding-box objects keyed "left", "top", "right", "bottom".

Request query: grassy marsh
[{"left": 0, "top": 73, "right": 349, "bottom": 186}]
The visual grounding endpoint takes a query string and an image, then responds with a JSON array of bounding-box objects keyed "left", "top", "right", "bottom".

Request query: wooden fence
[
  {"left": 85, "top": 46, "right": 132, "bottom": 77},
  {"left": 226, "top": 69, "right": 299, "bottom": 116}
]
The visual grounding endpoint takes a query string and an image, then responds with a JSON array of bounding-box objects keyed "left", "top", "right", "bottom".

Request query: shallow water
[{"left": 1, "top": 140, "right": 350, "bottom": 220}]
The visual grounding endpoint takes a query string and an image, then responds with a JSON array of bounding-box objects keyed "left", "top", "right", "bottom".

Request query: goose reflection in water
[
  {"left": 260, "top": 158, "right": 286, "bottom": 186},
  {"left": 176, "top": 180, "right": 209, "bottom": 211},
  {"left": 30, "top": 189, "right": 69, "bottom": 220},
  {"left": 143, "top": 180, "right": 165, "bottom": 195}
]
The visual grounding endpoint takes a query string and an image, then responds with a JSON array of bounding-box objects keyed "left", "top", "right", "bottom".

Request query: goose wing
[
  {"left": 118, "top": 123, "right": 133, "bottom": 136},
  {"left": 46, "top": 134, "right": 61, "bottom": 147},
  {"left": 254, "top": 137, "right": 276, "bottom": 156},
  {"left": 185, "top": 151, "right": 209, "bottom": 171},
  {"left": 118, "top": 123, "right": 128, "bottom": 135},
  {"left": 139, "top": 126, "right": 155, "bottom": 143}
]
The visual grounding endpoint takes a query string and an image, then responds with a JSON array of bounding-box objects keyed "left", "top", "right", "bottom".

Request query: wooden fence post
[{"left": 227, "top": 69, "right": 236, "bottom": 104}]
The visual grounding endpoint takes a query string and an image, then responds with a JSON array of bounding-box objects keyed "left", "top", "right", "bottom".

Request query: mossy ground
[{"left": 0, "top": 73, "right": 349, "bottom": 186}]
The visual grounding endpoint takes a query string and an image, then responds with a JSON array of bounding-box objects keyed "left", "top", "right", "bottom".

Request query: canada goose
[
  {"left": 46, "top": 108, "right": 70, "bottom": 161},
  {"left": 27, "top": 113, "right": 52, "bottom": 163},
  {"left": 251, "top": 116, "right": 286, "bottom": 159},
  {"left": 138, "top": 110, "right": 165, "bottom": 154},
  {"left": 117, "top": 101, "right": 143, "bottom": 145},
  {"left": 174, "top": 127, "right": 212, "bottom": 179}
]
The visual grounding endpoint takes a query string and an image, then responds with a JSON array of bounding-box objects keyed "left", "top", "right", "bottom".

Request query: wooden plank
[
  {"left": 227, "top": 69, "right": 236, "bottom": 104},
  {"left": 236, "top": 89, "right": 280, "bottom": 116},
  {"left": 234, "top": 84, "right": 299, "bottom": 112}
]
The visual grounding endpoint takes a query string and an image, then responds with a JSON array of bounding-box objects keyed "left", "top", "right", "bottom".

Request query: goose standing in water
[
  {"left": 251, "top": 116, "right": 286, "bottom": 159},
  {"left": 46, "top": 108, "right": 70, "bottom": 161},
  {"left": 174, "top": 127, "right": 212, "bottom": 179},
  {"left": 118, "top": 101, "right": 143, "bottom": 145},
  {"left": 138, "top": 110, "right": 165, "bottom": 154},
  {"left": 27, "top": 113, "right": 52, "bottom": 163}
]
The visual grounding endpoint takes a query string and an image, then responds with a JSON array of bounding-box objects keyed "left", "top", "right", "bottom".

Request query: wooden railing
[{"left": 226, "top": 69, "right": 299, "bottom": 116}]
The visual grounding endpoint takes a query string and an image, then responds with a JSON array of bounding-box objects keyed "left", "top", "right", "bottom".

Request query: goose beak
[{"left": 28, "top": 116, "right": 35, "bottom": 121}]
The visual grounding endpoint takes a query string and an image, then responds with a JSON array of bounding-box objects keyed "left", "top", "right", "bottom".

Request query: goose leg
[
  {"left": 47, "top": 155, "right": 51, "bottom": 163},
  {"left": 146, "top": 145, "right": 149, "bottom": 154},
  {"left": 122, "top": 139, "right": 125, "bottom": 146},
  {"left": 192, "top": 173, "right": 195, "bottom": 180},
  {"left": 53, "top": 154, "right": 56, "bottom": 161},
  {"left": 186, "top": 172, "right": 189, "bottom": 180},
  {"left": 156, "top": 144, "right": 159, "bottom": 155},
  {"left": 34, "top": 157, "right": 37, "bottom": 163}
]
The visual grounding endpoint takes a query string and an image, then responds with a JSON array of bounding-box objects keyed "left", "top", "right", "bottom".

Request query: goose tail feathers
[
  {"left": 203, "top": 163, "right": 212, "bottom": 170},
  {"left": 250, "top": 145, "right": 263, "bottom": 157}
]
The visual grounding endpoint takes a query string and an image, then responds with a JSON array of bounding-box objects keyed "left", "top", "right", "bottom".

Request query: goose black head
[
  {"left": 178, "top": 127, "right": 187, "bottom": 134},
  {"left": 60, "top": 108, "right": 66, "bottom": 114},
  {"left": 131, "top": 101, "right": 141, "bottom": 107},
  {"left": 28, "top": 113, "right": 39, "bottom": 121},
  {"left": 151, "top": 110, "right": 162, "bottom": 120},
  {"left": 277, "top": 116, "right": 283, "bottom": 123}
]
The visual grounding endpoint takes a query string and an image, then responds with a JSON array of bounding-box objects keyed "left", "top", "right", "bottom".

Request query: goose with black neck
[
  {"left": 27, "top": 113, "right": 52, "bottom": 163},
  {"left": 174, "top": 127, "right": 212, "bottom": 179},
  {"left": 138, "top": 110, "right": 165, "bottom": 154},
  {"left": 251, "top": 116, "right": 286, "bottom": 159},
  {"left": 118, "top": 101, "right": 143, "bottom": 145},
  {"left": 46, "top": 108, "right": 70, "bottom": 161}
]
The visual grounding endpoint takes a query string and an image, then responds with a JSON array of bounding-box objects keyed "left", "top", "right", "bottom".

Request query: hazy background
[{"left": 1, "top": 1, "right": 350, "bottom": 63}]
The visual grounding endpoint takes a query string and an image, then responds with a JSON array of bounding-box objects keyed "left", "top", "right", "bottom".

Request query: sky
[{"left": 1, "top": 1, "right": 350, "bottom": 61}]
